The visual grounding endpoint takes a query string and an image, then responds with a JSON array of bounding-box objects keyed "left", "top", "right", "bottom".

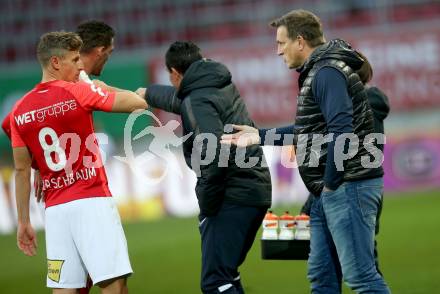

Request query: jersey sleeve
[
  {"left": 66, "top": 81, "right": 115, "bottom": 112},
  {"left": 10, "top": 111, "right": 26, "bottom": 148},
  {"left": 1, "top": 112, "right": 12, "bottom": 140}
]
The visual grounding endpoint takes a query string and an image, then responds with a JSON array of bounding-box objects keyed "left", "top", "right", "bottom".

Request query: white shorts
[{"left": 45, "top": 197, "right": 132, "bottom": 288}]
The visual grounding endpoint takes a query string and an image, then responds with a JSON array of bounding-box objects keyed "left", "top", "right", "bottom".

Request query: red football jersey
[
  {"left": 2, "top": 112, "right": 11, "bottom": 139},
  {"left": 11, "top": 80, "right": 116, "bottom": 208}
]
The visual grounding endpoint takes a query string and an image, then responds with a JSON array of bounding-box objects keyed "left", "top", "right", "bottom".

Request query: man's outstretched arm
[
  {"left": 111, "top": 90, "right": 147, "bottom": 113},
  {"left": 221, "top": 124, "right": 295, "bottom": 147},
  {"left": 136, "top": 85, "right": 181, "bottom": 115}
]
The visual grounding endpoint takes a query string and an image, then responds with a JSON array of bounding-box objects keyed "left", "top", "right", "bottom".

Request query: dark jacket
[
  {"left": 147, "top": 59, "right": 272, "bottom": 216},
  {"left": 366, "top": 86, "right": 390, "bottom": 150},
  {"left": 295, "top": 39, "right": 384, "bottom": 196},
  {"left": 301, "top": 85, "right": 390, "bottom": 215}
]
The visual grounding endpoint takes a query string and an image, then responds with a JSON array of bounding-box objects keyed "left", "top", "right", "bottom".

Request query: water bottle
[
  {"left": 262, "top": 210, "right": 279, "bottom": 240},
  {"left": 279, "top": 211, "right": 295, "bottom": 240},
  {"left": 294, "top": 214, "right": 310, "bottom": 240}
]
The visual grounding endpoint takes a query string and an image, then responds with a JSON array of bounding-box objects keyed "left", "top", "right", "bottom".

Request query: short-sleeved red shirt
[
  {"left": 11, "top": 80, "right": 115, "bottom": 208},
  {"left": 2, "top": 112, "right": 11, "bottom": 139}
]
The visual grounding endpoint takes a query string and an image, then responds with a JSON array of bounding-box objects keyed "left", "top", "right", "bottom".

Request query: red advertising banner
[{"left": 351, "top": 28, "right": 440, "bottom": 112}]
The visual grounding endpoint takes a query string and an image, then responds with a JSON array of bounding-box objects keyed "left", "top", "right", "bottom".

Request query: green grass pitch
[{"left": 1, "top": 190, "right": 439, "bottom": 293}]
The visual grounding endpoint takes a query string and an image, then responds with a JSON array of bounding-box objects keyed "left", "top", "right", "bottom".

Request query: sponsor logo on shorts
[{"left": 47, "top": 259, "right": 64, "bottom": 283}]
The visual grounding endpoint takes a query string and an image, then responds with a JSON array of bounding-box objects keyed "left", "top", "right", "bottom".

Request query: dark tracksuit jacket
[{"left": 146, "top": 59, "right": 272, "bottom": 217}]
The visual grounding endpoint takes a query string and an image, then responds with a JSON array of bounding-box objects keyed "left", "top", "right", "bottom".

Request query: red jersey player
[
  {"left": 2, "top": 20, "right": 117, "bottom": 202},
  {"left": 11, "top": 32, "right": 146, "bottom": 293},
  {"left": 3, "top": 21, "right": 118, "bottom": 293}
]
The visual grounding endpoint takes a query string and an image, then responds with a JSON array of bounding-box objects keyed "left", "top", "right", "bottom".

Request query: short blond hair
[{"left": 37, "top": 31, "right": 83, "bottom": 67}]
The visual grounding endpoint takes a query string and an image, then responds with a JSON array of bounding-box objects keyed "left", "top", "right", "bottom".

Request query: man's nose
[
  {"left": 78, "top": 59, "right": 85, "bottom": 70},
  {"left": 277, "top": 46, "right": 283, "bottom": 56}
]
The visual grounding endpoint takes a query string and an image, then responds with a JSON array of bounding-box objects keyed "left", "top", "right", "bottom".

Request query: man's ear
[
  {"left": 297, "top": 35, "right": 305, "bottom": 51},
  {"left": 95, "top": 46, "right": 106, "bottom": 56},
  {"left": 171, "top": 67, "right": 182, "bottom": 78},
  {"left": 50, "top": 56, "right": 62, "bottom": 70}
]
